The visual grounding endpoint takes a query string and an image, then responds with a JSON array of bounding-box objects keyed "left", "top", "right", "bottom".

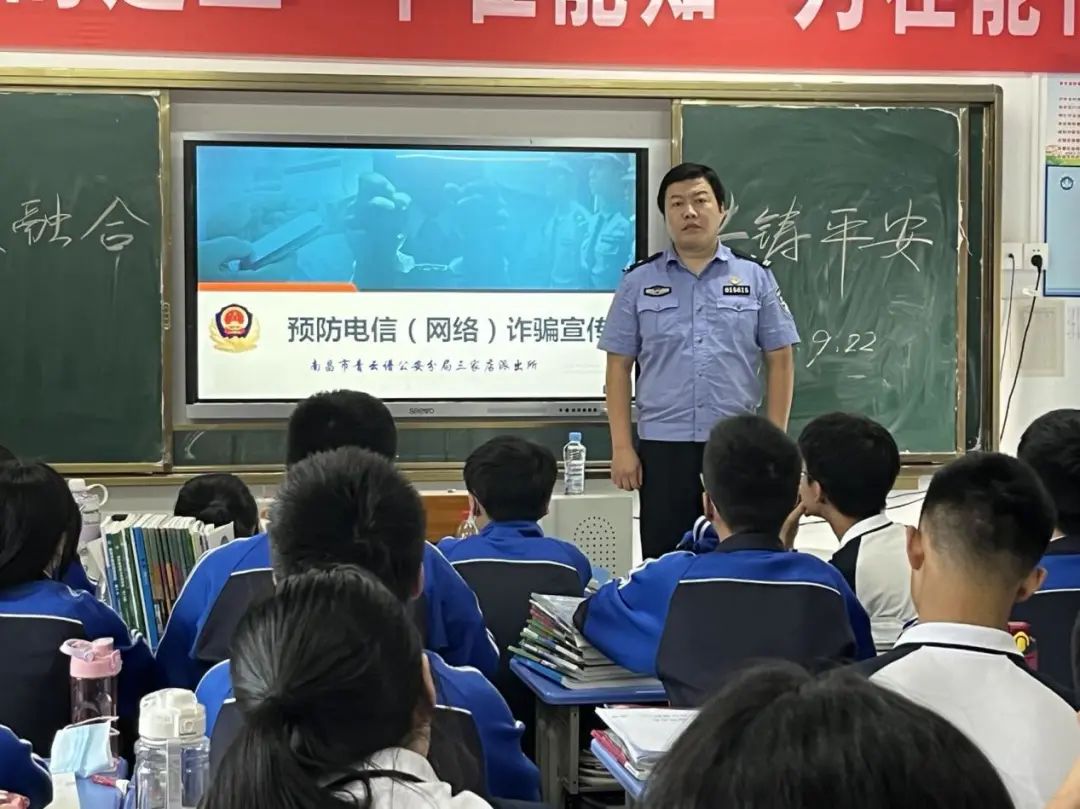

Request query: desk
[
  {"left": 511, "top": 659, "right": 666, "bottom": 804},
  {"left": 590, "top": 739, "right": 646, "bottom": 802}
]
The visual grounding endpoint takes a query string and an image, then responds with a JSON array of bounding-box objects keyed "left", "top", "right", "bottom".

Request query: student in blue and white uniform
[
  {"left": 196, "top": 448, "right": 539, "bottom": 802},
  {"left": 173, "top": 473, "right": 261, "bottom": 540},
  {"left": 0, "top": 461, "right": 159, "bottom": 756},
  {"left": 0, "top": 725, "right": 51, "bottom": 809},
  {"left": 1012, "top": 409, "right": 1080, "bottom": 702},
  {"left": 156, "top": 390, "right": 498, "bottom": 691},
  {"left": 575, "top": 415, "right": 873, "bottom": 707}
]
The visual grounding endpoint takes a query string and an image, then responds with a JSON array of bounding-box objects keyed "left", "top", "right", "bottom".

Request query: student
[
  {"left": 644, "top": 662, "right": 1015, "bottom": 809},
  {"left": 1012, "top": 409, "right": 1080, "bottom": 700},
  {"left": 156, "top": 390, "right": 498, "bottom": 690},
  {"left": 203, "top": 566, "right": 490, "bottom": 809},
  {"left": 196, "top": 448, "right": 539, "bottom": 802},
  {"left": 576, "top": 415, "right": 874, "bottom": 707},
  {"left": 0, "top": 461, "right": 159, "bottom": 755},
  {"left": 797, "top": 412, "right": 914, "bottom": 653},
  {"left": 173, "top": 473, "right": 260, "bottom": 538},
  {"left": 860, "top": 451, "right": 1080, "bottom": 809},
  {"left": 0, "top": 725, "right": 50, "bottom": 809}
]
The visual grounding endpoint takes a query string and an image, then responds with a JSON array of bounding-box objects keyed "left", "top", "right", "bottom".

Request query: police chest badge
[
  {"left": 643, "top": 285, "right": 672, "bottom": 298},
  {"left": 210, "top": 304, "right": 260, "bottom": 353},
  {"left": 723, "top": 276, "right": 751, "bottom": 296}
]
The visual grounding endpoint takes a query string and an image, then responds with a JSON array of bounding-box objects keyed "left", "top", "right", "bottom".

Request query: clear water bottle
[
  {"left": 61, "top": 638, "right": 121, "bottom": 726},
  {"left": 134, "top": 690, "right": 210, "bottom": 809},
  {"left": 455, "top": 509, "right": 478, "bottom": 539},
  {"left": 68, "top": 478, "right": 110, "bottom": 546},
  {"left": 563, "top": 432, "right": 586, "bottom": 496}
]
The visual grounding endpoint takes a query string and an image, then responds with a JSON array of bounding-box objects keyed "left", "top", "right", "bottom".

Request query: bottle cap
[
  {"left": 67, "top": 478, "right": 88, "bottom": 493},
  {"left": 569, "top": 432, "right": 582, "bottom": 442},
  {"left": 138, "top": 690, "right": 206, "bottom": 740},
  {"left": 61, "top": 638, "right": 122, "bottom": 679}
]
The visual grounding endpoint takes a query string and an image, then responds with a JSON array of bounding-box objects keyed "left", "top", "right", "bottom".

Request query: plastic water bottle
[
  {"left": 68, "top": 478, "right": 110, "bottom": 546},
  {"left": 133, "top": 690, "right": 210, "bottom": 809},
  {"left": 563, "top": 432, "right": 586, "bottom": 496},
  {"left": 455, "top": 510, "right": 478, "bottom": 539},
  {"left": 61, "top": 638, "right": 121, "bottom": 726}
]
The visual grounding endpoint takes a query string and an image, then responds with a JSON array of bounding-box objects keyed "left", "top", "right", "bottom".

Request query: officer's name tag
[
  {"left": 643, "top": 285, "right": 672, "bottom": 297},
  {"left": 723, "top": 284, "right": 751, "bottom": 296}
]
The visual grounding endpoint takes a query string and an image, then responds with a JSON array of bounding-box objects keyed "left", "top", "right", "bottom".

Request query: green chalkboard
[
  {"left": 0, "top": 91, "right": 165, "bottom": 468},
  {"left": 680, "top": 103, "right": 963, "bottom": 453}
]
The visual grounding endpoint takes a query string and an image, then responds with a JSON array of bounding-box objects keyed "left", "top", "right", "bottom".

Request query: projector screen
[{"left": 185, "top": 139, "right": 648, "bottom": 415}]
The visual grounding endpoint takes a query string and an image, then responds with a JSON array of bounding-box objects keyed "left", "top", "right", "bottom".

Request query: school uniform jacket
[
  {"left": 0, "top": 725, "right": 51, "bottom": 809},
  {"left": 0, "top": 580, "right": 160, "bottom": 755},
  {"left": 1011, "top": 534, "right": 1080, "bottom": 702},
  {"left": 575, "top": 533, "right": 875, "bottom": 707},
  {"left": 195, "top": 651, "right": 540, "bottom": 802},
  {"left": 829, "top": 515, "right": 915, "bottom": 653},
  {"left": 155, "top": 532, "right": 499, "bottom": 690}
]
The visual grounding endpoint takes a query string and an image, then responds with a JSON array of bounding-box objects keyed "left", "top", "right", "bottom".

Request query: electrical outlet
[
  {"left": 1002, "top": 242, "right": 1023, "bottom": 270},
  {"left": 1023, "top": 242, "right": 1049, "bottom": 271}
]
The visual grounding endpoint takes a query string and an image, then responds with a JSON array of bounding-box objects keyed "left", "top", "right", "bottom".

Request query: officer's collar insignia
[{"left": 643, "top": 285, "right": 672, "bottom": 297}]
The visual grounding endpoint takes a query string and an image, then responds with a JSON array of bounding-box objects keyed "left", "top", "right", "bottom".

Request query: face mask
[{"left": 49, "top": 719, "right": 114, "bottom": 778}]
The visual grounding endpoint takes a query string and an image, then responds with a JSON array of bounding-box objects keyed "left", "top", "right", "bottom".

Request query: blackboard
[
  {"left": 679, "top": 103, "right": 964, "bottom": 454},
  {"left": 0, "top": 91, "right": 166, "bottom": 469}
]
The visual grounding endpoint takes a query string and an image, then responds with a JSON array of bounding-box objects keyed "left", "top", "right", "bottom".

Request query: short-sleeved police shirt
[{"left": 598, "top": 242, "right": 800, "bottom": 442}]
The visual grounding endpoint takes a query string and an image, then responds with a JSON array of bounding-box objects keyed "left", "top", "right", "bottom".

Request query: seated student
[
  {"left": 196, "top": 448, "right": 539, "bottom": 802},
  {"left": 173, "top": 473, "right": 260, "bottom": 538},
  {"left": 156, "top": 390, "right": 498, "bottom": 690},
  {"left": 576, "top": 415, "right": 874, "bottom": 707},
  {"left": 203, "top": 567, "right": 490, "bottom": 809},
  {"left": 0, "top": 725, "right": 50, "bottom": 809},
  {"left": 1011, "top": 409, "right": 1080, "bottom": 701},
  {"left": 797, "top": 412, "right": 914, "bottom": 653},
  {"left": 0, "top": 461, "right": 159, "bottom": 755},
  {"left": 643, "top": 662, "right": 1015, "bottom": 809},
  {"left": 860, "top": 451, "right": 1080, "bottom": 809}
]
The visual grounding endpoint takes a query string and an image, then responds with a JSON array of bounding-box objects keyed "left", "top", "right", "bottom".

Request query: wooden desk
[{"left": 420, "top": 491, "right": 470, "bottom": 543}]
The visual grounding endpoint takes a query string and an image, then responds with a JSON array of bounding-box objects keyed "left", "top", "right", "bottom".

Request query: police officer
[{"left": 599, "top": 163, "right": 800, "bottom": 560}]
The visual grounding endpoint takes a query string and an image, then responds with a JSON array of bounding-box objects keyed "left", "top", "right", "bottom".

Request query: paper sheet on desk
[{"left": 596, "top": 707, "right": 698, "bottom": 766}]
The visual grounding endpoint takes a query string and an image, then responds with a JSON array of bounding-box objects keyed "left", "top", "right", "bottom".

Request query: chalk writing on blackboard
[{"left": 3, "top": 195, "right": 148, "bottom": 259}]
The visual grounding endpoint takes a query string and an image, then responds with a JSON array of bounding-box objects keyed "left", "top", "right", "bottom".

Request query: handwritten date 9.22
[{"left": 805, "top": 329, "right": 877, "bottom": 368}]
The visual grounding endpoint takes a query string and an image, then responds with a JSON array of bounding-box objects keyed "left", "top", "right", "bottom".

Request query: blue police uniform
[
  {"left": 575, "top": 534, "right": 873, "bottom": 707},
  {"left": 438, "top": 521, "right": 592, "bottom": 591},
  {"left": 599, "top": 242, "right": 800, "bottom": 559},
  {"left": 156, "top": 533, "right": 498, "bottom": 690},
  {"left": 0, "top": 725, "right": 51, "bottom": 809},
  {"left": 196, "top": 652, "right": 540, "bottom": 801},
  {"left": 1012, "top": 535, "right": 1080, "bottom": 703},
  {"left": 0, "top": 580, "right": 160, "bottom": 755}
]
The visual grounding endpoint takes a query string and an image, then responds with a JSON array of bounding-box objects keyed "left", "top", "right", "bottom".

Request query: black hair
[
  {"left": 921, "top": 451, "right": 1055, "bottom": 581},
  {"left": 173, "top": 473, "right": 260, "bottom": 538},
  {"left": 644, "top": 662, "right": 1015, "bottom": 809},
  {"left": 0, "top": 445, "right": 15, "bottom": 464},
  {"left": 657, "top": 163, "right": 727, "bottom": 213},
  {"left": 1018, "top": 409, "right": 1080, "bottom": 536},
  {"left": 204, "top": 566, "right": 430, "bottom": 809},
  {"left": 0, "top": 461, "right": 81, "bottom": 589},
  {"left": 702, "top": 415, "right": 801, "bottom": 535},
  {"left": 269, "top": 447, "right": 425, "bottom": 602},
  {"left": 285, "top": 390, "right": 397, "bottom": 466},
  {"left": 798, "top": 412, "right": 901, "bottom": 520},
  {"left": 463, "top": 436, "right": 557, "bottom": 523}
]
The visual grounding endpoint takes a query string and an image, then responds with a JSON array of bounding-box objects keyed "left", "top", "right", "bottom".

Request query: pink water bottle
[{"left": 61, "top": 638, "right": 121, "bottom": 724}]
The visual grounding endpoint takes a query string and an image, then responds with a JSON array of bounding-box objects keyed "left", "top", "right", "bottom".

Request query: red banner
[{"left": 0, "top": 0, "right": 1077, "bottom": 74}]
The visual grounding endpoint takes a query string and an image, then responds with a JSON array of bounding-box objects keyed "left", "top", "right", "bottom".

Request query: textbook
[
  {"left": 101, "top": 514, "right": 233, "bottom": 648},
  {"left": 510, "top": 594, "right": 663, "bottom": 690},
  {"left": 593, "top": 707, "right": 698, "bottom": 780}
]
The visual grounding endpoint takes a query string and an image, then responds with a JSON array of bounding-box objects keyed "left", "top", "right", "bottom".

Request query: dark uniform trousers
[{"left": 638, "top": 440, "right": 706, "bottom": 561}]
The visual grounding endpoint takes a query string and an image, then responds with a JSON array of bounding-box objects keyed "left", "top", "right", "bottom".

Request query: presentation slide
[{"left": 187, "top": 141, "right": 645, "bottom": 403}]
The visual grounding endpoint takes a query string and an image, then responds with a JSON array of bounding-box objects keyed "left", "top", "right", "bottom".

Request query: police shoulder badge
[{"left": 210, "top": 304, "right": 260, "bottom": 353}]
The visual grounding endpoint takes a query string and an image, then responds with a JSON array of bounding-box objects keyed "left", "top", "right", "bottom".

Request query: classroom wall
[{"left": 0, "top": 50, "right": 1071, "bottom": 456}]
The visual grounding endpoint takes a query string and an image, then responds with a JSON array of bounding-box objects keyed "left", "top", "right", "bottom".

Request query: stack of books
[
  {"left": 591, "top": 707, "right": 698, "bottom": 782},
  {"left": 509, "top": 594, "right": 662, "bottom": 690},
  {"left": 100, "top": 514, "right": 233, "bottom": 648}
]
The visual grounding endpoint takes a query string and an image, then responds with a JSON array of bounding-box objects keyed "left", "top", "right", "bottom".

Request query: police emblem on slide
[
  {"left": 723, "top": 276, "right": 751, "bottom": 296},
  {"left": 210, "top": 304, "right": 260, "bottom": 353},
  {"left": 643, "top": 285, "right": 672, "bottom": 297}
]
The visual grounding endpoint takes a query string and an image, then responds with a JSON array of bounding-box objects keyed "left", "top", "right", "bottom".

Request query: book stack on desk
[
  {"left": 591, "top": 707, "right": 698, "bottom": 783},
  {"left": 509, "top": 593, "right": 662, "bottom": 690}
]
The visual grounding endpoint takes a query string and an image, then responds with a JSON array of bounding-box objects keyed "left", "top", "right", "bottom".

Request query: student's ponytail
[{"left": 202, "top": 567, "right": 429, "bottom": 808}]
